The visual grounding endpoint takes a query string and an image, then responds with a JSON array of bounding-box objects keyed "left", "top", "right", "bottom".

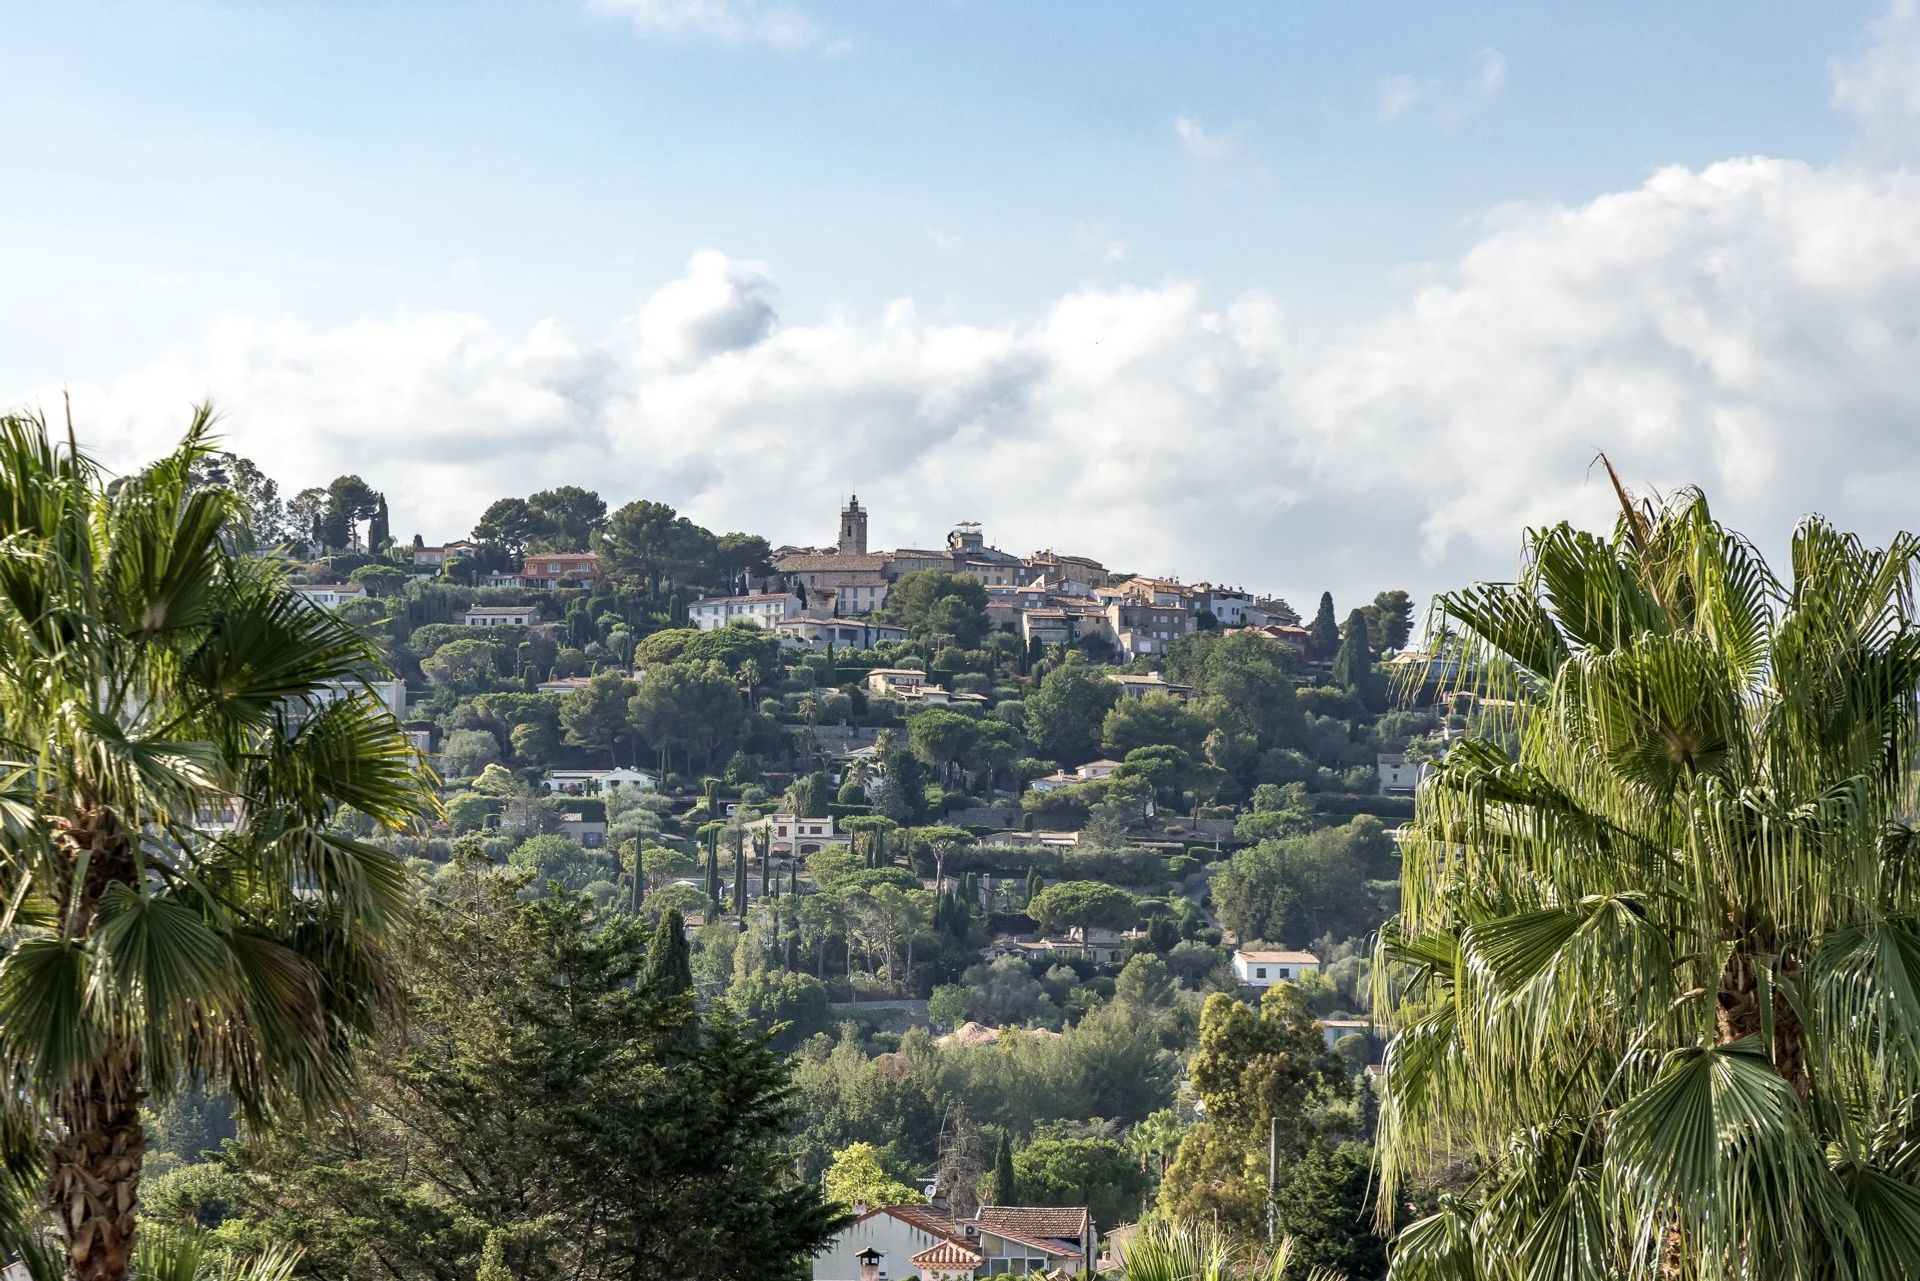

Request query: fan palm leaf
[
  {"left": 1379, "top": 472, "right": 1920, "bottom": 1279},
  {"left": 0, "top": 408, "right": 436, "bottom": 1281}
]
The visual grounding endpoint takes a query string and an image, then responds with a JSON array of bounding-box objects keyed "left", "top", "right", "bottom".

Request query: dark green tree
[
  {"left": 646, "top": 909, "right": 693, "bottom": 993},
  {"left": 879, "top": 570, "right": 990, "bottom": 647},
  {"left": 1308, "top": 590, "right": 1339, "bottom": 660},
  {"left": 990, "top": 1133, "right": 1017, "bottom": 1207},
  {"left": 367, "top": 492, "right": 391, "bottom": 550},
  {"left": 1024, "top": 652, "right": 1119, "bottom": 765},
  {"left": 1271, "top": 1142, "right": 1389, "bottom": 1279},
  {"left": 1330, "top": 607, "right": 1377, "bottom": 705},
  {"left": 157, "top": 874, "right": 844, "bottom": 1279}
]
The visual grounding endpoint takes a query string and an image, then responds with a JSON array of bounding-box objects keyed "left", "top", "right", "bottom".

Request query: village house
[
  {"left": 1108, "top": 672, "right": 1193, "bottom": 701},
  {"left": 1011, "top": 925, "right": 1131, "bottom": 966},
  {"left": 1376, "top": 752, "right": 1434, "bottom": 794},
  {"left": 1232, "top": 949, "right": 1320, "bottom": 988},
  {"left": 688, "top": 591, "right": 801, "bottom": 631},
  {"left": 1194, "top": 583, "right": 1262, "bottom": 627},
  {"left": 866, "top": 667, "right": 930, "bottom": 696},
  {"left": 1104, "top": 596, "right": 1194, "bottom": 658},
  {"left": 1017, "top": 607, "right": 1075, "bottom": 649},
  {"left": 1024, "top": 549, "right": 1110, "bottom": 587},
  {"left": 290, "top": 582, "right": 365, "bottom": 609},
  {"left": 813, "top": 1203, "right": 1095, "bottom": 1281},
  {"left": 556, "top": 810, "right": 607, "bottom": 848},
  {"left": 1251, "top": 623, "right": 1314, "bottom": 656},
  {"left": 519, "top": 552, "right": 601, "bottom": 588},
  {"left": 536, "top": 675, "right": 595, "bottom": 695},
  {"left": 743, "top": 811, "right": 849, "bottom": 855},
  {"left": 775, "top": 615, "right": 907, "bottom": 650},
  {"left": 463, "top": 603, "right": 539, "bottom": 627},
  {"left": 411, "top": 537, "right": 476, "bottom": 568}
]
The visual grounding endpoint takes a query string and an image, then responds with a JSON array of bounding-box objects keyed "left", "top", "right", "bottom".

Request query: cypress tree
[
  {"left": 368, "top": 494, "right": 391, "bottom": 550},
  {"left": 732, "top": 831, "right": 747, "bottom": 919},
  {"left": 1331, "top": 608, "right": 1377, "bottom": 704},
  {"left": 704, "top": 830, "right": 721, "bottom": 913},
  {"left": 1025, "top": 867, "right": 1042, "bottom": 908},
  {"left": 990, "top": 1132, "right": 1016, "bottom": 1206},
  {"left": 645, "top": 909, "right": 692, "bottom": 993},
  {"left": 1309, "top": 591, "right": 1339, "bottom": 661}
]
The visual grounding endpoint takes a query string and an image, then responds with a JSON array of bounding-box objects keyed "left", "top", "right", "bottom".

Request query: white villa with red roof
[{"left": 813, "top": 1203, "right": 1095, "bottom": 1279}]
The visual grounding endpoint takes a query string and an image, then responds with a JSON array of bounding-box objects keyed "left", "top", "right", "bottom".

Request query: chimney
[{"left": 856, "top": 1246, "right": 884, "bottom": 1281}]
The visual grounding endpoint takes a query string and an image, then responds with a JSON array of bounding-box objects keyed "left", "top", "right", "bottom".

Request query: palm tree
[
  {"left": 1378, "top": 474, "right": 1920, "bottom": 1278},
  {"left": 0, "top": 409, "right": 436, "bottom": 1281},
  {"left": 1119, "top": 1222, "right": 1299, "bottom": 1281}
]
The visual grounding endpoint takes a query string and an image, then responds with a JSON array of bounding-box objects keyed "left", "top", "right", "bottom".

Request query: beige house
[{"left": 743, "top": 812, "right": 849, "bottom": 855}]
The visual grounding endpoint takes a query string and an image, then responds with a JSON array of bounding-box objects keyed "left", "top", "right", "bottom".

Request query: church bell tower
[{"left": 838, "top": 495, "right": 869, "bottom": 556}]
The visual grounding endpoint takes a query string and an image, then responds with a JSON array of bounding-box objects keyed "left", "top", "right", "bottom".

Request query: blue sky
[{"left": 4, "top": 1, "right": 1919, "bottom": 605}]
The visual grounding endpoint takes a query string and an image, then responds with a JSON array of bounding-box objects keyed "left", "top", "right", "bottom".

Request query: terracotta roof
[
  {"left": 775, "top": 551, "right": 892, "bottom": 572},
  {"left": 934, "top": 1021, "right": 1062, "bottom": 1048},
  {"left": 975, "top": 1205, "right": 1091, "bottom": 1244},
  {"left": 911, "top": 1240, "right": 985, "bottom": 1269},
  {"left": 1236, "top": 949, "right": 1319, "bottom": 964},
  {"left": 850, "top": 1203, "right": 969, "bottom": 1245}
]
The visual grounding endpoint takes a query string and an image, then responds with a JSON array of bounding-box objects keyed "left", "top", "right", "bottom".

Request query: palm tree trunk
[
  {"left": 49, "top": 1046, "right": 145, "bottom": 1281},
  {"left": 1716, "top": 947, "right": 1809, "bottom": 1098}
]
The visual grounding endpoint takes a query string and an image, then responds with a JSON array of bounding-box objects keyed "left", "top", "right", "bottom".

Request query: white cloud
[
  {"left": 1379, "top": 47, "right": 1507, "bottom": 125},
  {"left": 1072, "top": 222, "right": 1128, "bottom": 264},
  {"left": 632, "top": 248, "right": 779, "bottom": 369},
  {"left": 27, "top": 156, "right": 1920, "bottom": 604},
  {"left": 588, "top": 0, "right": 845, "bottom": 53},
  {"left": 1174, "top": 114, "right": 1235, "bottom": 158},
  {"left": 1833, "top": 0, "right": 1920, "bottom": 149}
]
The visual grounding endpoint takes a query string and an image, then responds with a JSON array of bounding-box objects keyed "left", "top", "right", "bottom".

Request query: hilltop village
[{"left": 142, "top": 465, "right": 1465, "bottom": 1278}]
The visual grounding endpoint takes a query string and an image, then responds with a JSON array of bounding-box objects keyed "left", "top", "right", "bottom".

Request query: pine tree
[
  {"left": 990, "top": 1132, "right": 1017, "bottom": 1206},
  {"left": 1308, "top": 591, "right": 1339, "bottom": 660},
  {"left": 645, "top": 909, "right": 692, "bottom": 993}
]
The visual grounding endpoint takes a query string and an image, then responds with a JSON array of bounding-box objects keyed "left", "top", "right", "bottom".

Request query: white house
[
  {"left": 314, "top": 677, "right": 407, "bottom": 721},
  {"left": 290, "top": 583, "right": 365, "bottom": 609},
  {"left": 536, "top": 675, "right": 595, "bottom": 696},
  {"left": 464, "top": 604, "right": 539, "bottom": 627},
  {"left": 1195, "top": 583, "right": 1261, "bottom": 627},
  {"left": 542, "top": 767, "right": 656, "bottom": 794},
  {"left": 1075, "top": 759, "right": 1123, "bottom": 780},
  {"left": 688, "top": 591, "right": 801, "bottom": 631},
  {"left": 813, "top": 1205, "right": 1091, "bottom": 1281},
  {"left": 776, "top": 616, "right": 908, "bottom": 651},
  {"left": 1232, "top": 949, "right": 1320, "bottom": 988},
  {"left": 1377, "top": 752, "right": 1434, "bottom": 794}
]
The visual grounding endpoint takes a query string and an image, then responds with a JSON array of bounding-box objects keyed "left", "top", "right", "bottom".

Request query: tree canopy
[{"left": 1381, "top": 481, "right": 1920, "bottom": 1278}]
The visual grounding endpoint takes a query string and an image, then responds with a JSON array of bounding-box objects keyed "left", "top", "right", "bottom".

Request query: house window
[
  {"left": 1256, "top": 967, "right": 1268, "bottom": 979},
  {"left": 1278, "top": 967, "right": 1291, "bottom": 979}
]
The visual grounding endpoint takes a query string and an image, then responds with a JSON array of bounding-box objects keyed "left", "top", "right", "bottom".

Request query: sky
[{"left": 4, "top": 0, "right": 1920, "bottom": 611}]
